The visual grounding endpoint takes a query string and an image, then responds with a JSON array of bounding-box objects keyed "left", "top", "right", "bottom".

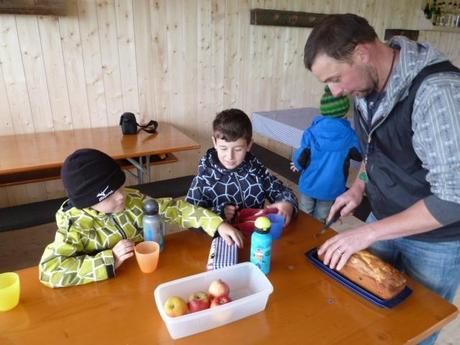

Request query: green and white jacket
[{"left": 39, "top": 188, "right": 224, "bottom": 288}]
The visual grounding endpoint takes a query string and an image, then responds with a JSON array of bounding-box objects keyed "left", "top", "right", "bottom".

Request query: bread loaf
[{"left": 320, "top": 250, "right": 406, "bottom": 300}]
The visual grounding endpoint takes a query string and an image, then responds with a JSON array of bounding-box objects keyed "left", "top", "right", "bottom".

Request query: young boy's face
[
  {"left": 212, "top": 136, "right": 253, "bottom": 170},
  {"left": 91, "top": 187, "right": 127, "bottom": 214}
]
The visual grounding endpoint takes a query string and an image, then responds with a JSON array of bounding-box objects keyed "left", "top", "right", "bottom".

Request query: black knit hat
[
  {"left": 61, "top": 148, "right": 126, "bottom": 209},
  {"left": 320, "top": 85, "right": 350, "bottom": 118}
]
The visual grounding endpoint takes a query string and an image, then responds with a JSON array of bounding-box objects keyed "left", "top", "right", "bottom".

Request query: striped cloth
[
  {"left": 206, "top": 237, "right": 238, "bottom": 270},
  {"left": 252, "top": 107, "right": 319, "bottom": 148}
]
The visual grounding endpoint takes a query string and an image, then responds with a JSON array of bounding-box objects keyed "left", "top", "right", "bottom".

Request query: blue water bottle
[
  {"left": 250, "top": 216, "right": 272, "bottom": 275},
  {"left": 143, "top": 199, "right": 165, "bottom": 251}
]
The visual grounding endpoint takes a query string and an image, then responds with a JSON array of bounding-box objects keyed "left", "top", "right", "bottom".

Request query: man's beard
[{"left": 353, "top": 66, "right": 379, "bottom": 97}]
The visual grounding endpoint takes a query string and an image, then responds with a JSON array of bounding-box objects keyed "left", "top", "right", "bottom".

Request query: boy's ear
[
  {"left": 247, "top": 139, "right": 254, "bottom": 151},
  {"left": 212, "top": 136, "right": 217, "bottom": 147}
]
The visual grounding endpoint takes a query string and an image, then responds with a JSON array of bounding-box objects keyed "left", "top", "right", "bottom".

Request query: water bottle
[
  {"left": 250, "top": 216, "right": 272, "bottom": 275},
  {"left": 143, "top": 199, "right": 165, "bottom": 252}
]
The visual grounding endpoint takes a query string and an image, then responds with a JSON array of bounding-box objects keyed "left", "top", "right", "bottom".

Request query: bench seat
[{"left": 0, "top": 175, "right": 195, "bottom": 232}]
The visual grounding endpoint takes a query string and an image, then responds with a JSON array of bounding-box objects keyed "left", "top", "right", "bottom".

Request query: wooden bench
[
  {"left": 0, "top": 175, "right": 195, "bottom": 232},
  {"left": 0, "top": 153, "right": 178, "bottom": 187}
]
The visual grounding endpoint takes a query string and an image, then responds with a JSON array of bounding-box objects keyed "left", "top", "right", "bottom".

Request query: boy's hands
[
  {"left": 113, "top": 239, "right": 135, "bottom": 269},
  {"left": 217, "top": 222, "right": 244, "bottom": 248},
  {"left": 224, "top": 204, "right": 239, "bottom": 222},
  {"left": 269, "top": 201, "right": 294, "bottom": 225},
  {"left": 290, "top": 162, "right": 299, "bottom": 172}
]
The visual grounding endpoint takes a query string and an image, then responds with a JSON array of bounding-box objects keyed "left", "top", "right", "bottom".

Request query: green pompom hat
[{"left": 320, "top": 85, "right": 350, "bottom": 118}]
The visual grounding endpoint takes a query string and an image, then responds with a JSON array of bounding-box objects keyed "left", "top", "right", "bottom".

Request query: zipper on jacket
[
  {"left": 358, "top": 110, "right": 387, "bottom": 167},
  {"left": 110, "top": 215, "right": 127, "bottom": 239},
  {"left": 234, "top": 172, "right": 247, "bottom": 208}
]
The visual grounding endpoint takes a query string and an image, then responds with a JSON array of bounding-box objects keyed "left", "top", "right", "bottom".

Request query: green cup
[{"left": 0, "top": 272, "right": 20, "bottom": 311}]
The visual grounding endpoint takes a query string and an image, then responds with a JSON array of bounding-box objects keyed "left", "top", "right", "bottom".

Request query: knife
[{"left": 316, "top": 205, "right": 345, "bottom": 237}]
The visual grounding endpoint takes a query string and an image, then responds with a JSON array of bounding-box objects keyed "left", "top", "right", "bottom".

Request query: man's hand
[
  {"left": 217, "top": 222, "right": 244, "bottom": 248},
  {"left": 113, "top": 239, "right": 135, "bottom": 269},
  {"left": 326, "top": 181, "right": 364, "bottom": 223},
  {"left": 317, "top": 224, "right": 377, "bottom": 271}
]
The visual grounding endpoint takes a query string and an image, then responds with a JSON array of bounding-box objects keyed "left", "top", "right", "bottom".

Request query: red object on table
[{"left": 233, "top": 208, "right": 278, "bottom": 235}]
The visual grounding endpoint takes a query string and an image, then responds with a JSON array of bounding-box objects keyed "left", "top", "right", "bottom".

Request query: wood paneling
[{"left": 1, "top": 0, "right": 459, "bottom": 207}]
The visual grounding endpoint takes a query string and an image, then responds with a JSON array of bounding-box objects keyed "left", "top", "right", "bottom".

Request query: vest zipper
[{"left": 359, "top": 109, "right": 387, "bottom": 167}]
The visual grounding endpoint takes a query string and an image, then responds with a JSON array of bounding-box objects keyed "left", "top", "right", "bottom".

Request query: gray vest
[{"left": 355, "top": 61, "right": 460, "bottom": 241}]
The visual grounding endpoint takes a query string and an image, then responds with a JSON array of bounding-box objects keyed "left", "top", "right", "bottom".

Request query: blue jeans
[
  {"left": 367, "top": 213, "right": 460, "bottom": 345},
  {"left": 299, "top": 194, "right": 334, "bottom": 223}
]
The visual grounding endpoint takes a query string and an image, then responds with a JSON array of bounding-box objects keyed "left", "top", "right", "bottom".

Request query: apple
[
  {"left": 188, "top": 291, "right": 210, "bottom": 312},
  {"left": 163, "top": 296, "right": 188, "bottom": 317},
  {"left": 208, "top": 279, "right": 230, "bottom": 298},
  {"left": 210, "top": 295, "right": 232, "bottom": 308}
]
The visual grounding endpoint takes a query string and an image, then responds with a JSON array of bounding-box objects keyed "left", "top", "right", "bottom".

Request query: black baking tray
[{"left": 305, "top": 248, "right": 412, "bottom": 308}]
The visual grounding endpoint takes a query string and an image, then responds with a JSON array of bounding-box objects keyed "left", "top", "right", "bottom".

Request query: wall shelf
[{"left": 420, "top": 26, "right": 460, "bottom": 33}]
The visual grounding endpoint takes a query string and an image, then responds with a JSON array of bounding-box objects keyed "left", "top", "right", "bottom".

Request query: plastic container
[{"left": 154, "top": 262, "right": 274, "bottom": 339}]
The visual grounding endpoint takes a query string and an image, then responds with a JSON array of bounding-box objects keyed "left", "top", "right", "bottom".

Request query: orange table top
[
  {"left": 0, "top": 123, "right": 199, "bottom": 175},
  {"left": 1, "top": 213, "right": 457, "bottom": 344}
]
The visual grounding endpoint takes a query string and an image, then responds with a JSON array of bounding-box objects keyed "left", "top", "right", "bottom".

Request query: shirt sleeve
[
  {"left": 156, "top": 197, "right": 224, "bottom": 237},
  {"left": 260, "top": 167, "right": 299, "bottom": 213},
  {"left": 185, "top": 175, "right": 213, "bottom": 209},
  {"left": 424, "top": 194, "right": 460, "bottom": 226},
  {"left": 39, "top": 215, "right": 115, "bottom": 288},
  {"left": 412, "top": 73, "right": 460, "bottom": 207}
]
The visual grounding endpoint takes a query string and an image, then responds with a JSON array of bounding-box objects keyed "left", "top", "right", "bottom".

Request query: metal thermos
[{"left": 143, "top": 199, "right": 165, "bottom": 252}]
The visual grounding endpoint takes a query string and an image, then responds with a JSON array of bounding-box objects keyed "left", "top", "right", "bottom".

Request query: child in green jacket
[{"left": 39, "top": 148, "right": 242, "bottom": 288}]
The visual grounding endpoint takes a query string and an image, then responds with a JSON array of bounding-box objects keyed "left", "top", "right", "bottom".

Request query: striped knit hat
[{"left": 320, "top": 85, "right": 350, "bottom": 118}]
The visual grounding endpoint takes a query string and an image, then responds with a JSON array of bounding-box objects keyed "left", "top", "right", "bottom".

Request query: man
[{"left": 304, "top": 13, "right": 460, "bottom": 345}]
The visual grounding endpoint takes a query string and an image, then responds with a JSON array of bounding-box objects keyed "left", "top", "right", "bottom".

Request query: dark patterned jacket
[{"left": 186, "top": 148, "right": 298, "bottom": 217}]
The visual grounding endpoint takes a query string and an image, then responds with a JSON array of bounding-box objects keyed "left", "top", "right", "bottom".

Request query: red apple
[
  {"left": 188, "top": 291, "right": 210, "bottom": 312},
  {"left": 208, "top": 279, "right": 230, "bottom": 298},
  {"left": 210, "top": 295, "right": 232, "bottom": 308},
  {"left": 163, "top": 296, "right": 188, "bottom": 317}
]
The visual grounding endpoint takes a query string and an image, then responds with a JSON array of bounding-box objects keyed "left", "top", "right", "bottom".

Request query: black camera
[
  {"left": 120, "top": 112, "right": 138, "bottom": 135},
  {"left": 119, "top": 112, "right": 158, "bottom": 135}
]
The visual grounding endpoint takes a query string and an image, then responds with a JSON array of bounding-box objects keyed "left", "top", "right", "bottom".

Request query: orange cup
[{"left": 135, "top": 241, "right": 160, "bottom": 273}]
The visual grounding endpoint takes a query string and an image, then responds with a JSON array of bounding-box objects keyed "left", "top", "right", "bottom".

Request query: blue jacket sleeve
[
  {"left": 350, "top": 130, "right": 363, "bottom": 155},
  {"left": 293, "top": 129, "right": 312, "bottom": 171}
]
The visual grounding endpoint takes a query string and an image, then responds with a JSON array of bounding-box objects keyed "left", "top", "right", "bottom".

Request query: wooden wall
[{"left": 1, "top": 0, "right": 458, "bottom": 207}]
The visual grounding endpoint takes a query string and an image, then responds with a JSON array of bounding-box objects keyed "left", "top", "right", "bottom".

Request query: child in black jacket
[{"left": 186, "top": 109, "right": 298, "bottom": 226}]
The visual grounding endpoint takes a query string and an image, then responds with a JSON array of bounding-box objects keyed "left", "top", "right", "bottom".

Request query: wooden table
[
  {"left": 1, "top": 213, "right": 457, "bottom": 344},
  {"left": 0, "top": 123, "right": 200, "bottom": 186}
]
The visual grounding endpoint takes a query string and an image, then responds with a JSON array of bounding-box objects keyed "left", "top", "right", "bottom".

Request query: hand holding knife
[{"left": 316, "top": 204, "right": 346, "bottom": 237}]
